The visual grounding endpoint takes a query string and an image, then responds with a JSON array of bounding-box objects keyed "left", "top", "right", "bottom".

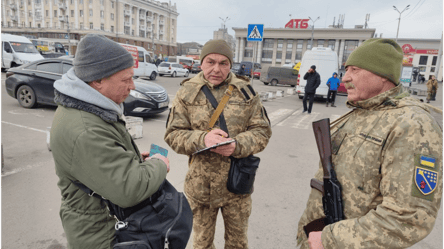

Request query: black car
[
  {"left": 191, "top": 63, "right": 202, "bottom": 74},
  {"left": 5, "top": 58, "right": 169, "bottom": 116}
]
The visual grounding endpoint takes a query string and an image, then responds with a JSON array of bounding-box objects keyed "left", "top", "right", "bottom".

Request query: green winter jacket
[{"left": 51, "top": 70, "right": 167, "bottom": 249}]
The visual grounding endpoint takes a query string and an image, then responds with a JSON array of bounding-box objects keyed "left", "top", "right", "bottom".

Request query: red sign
[
  {"left": 402, "top": 44, "right": 438, "bottom": 55},
  {"left": 285, "top": 19, "right": 309, "bottom": 29},
  {"left": 416, "top": 49, "right": 438, "bottom": 54},
  {"left": 402, "top": 44, "right": 415, "bottom": 54},
  {"left": 121, "top": 44, "right": 139, "bottom": 68}
]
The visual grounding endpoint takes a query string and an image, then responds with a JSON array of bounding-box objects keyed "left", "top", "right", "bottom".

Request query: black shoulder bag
[
  {"left": 72, "top": 179, "right": 193, "bottom": 249},
  {"left": 201, "top": 85, "right": 260, "bottom": 195}
]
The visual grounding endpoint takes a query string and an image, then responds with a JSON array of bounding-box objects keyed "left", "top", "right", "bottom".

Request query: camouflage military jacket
[
  {"left": 297, "top": 85, "right": 442, "bottom": 248},
  {"left": 164, "top": 72, "right": 272, "bottom": 208},
  {"left": 426, "top": 79, "right": 438, "bottom": 92}
]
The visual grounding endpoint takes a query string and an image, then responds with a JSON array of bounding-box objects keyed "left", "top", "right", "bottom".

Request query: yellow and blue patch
[
  {"left": 415, "top": 167, "right": 438, "bottom": 195},
  {"left": 420, "top": 155, "right": 436, "bottom": 167}
]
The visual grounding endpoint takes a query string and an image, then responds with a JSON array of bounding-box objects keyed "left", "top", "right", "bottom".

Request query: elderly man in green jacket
[
  {"left": 50, "top": 34, "right": 169, "bottom": 249},
  {"left": 297, "top": 39, "right": 442, "bottom": 248}
]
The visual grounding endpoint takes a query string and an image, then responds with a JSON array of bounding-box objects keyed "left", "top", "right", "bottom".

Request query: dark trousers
[
  {"left": 327, "top": 90, "right": 337, "bottom": 104},
  {"left": 303, "top": 92, "right": 315, "bottom": 113}
]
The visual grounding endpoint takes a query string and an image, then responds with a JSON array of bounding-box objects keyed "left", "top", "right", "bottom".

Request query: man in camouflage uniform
[
  {"left": 164, "top": 40, "right": 272, "bottom": 249},
  {"left": 426, "top": 75, "right": 438, "bottom": 103},
  {"left": 297, "top": 39, "right": 442, "bottom": 249}
]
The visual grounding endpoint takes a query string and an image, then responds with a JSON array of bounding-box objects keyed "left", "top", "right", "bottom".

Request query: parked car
[
  {"left": 260, "top": 66, "right": 298, "bottom": 86},
  {"left": 191, "top": 63, "right": 202, "bottom": 74},
  {"left": 231, "top": 62, "right": 240, "bottom": 74},
  {"left": 158, "top": 62, "right": 189, "bottom": 77},
  {"left": 297, "top": 47, "right": 338, "bottom": 99},
  {"left": 239, "top": 61, "right": 261, "bottom": 77},
  {"left": 253, "top": 68, "right": 261, "bottom": 79},
  {"left": 4, "top": 58, "right": 169, "bottom": 116},
  {"left": 2, "top": 33, "right": 44, "bottom": 70}
]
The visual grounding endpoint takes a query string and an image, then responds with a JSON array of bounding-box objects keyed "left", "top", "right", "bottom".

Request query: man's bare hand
[
  {"left": 308, "top": 231, "right": 324, "bottom": 249},
  {"left": 144, "top": 153, "right": 170, "bottom": 173},
  {"left": 204, "top": 129, "right": 236, "bottom": 157},
  {"left": 211, "top": 140, "right": 235, "bottom": 156}
]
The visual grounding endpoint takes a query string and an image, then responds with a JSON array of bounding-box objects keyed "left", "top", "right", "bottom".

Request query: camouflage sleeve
[
  {"left": 164, "top": 92, "right": 207, "bottom": 156},
  {"left": 231, "top": 95, "right": 272, "bottom": 158},
  {"left": 321, "top": 111, "right": 443, "bottom": 248}
]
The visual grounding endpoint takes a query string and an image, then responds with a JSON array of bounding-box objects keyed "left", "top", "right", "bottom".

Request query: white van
[
  {"left": 296, "top": 47, "right": 339, "bottom": 99},
  {"left": 2, "top": 34, "right": 44, "bottom": 70},
  {"left": 119, "top": 43, "right": 158, "bottom": 80}
]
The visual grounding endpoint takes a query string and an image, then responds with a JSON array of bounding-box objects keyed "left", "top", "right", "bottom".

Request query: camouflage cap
[
  {"left": 345, "top": 38, "right": 403, "bottom": 85},
  {"left": 200, "top": 40, "right": 233, "bottom": 68}
]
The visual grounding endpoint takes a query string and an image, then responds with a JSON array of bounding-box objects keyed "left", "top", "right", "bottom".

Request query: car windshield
[
  {"left": 232, "top": 64, "right": 240, "bottom": 70},
  {"left": 10, "top": 42, "right": 39, "bottom": 53},
  {"left": 193, "top": 64, "right": 200, "bottom": 67},
  {"left": 159, "top": 63, "right": 170, "bottom": 67}
]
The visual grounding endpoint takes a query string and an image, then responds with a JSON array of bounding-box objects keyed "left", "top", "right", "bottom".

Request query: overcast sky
[{"left": 175, "top": 0, "right": 443, "bottom": 44}]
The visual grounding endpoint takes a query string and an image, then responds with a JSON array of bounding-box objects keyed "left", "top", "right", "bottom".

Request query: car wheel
[
  {"left": 171, "top": 72, "right": 176, "bottom": 77},
  {"left": 264, "top": 82, "right": 269, "bottom": 85},
  {"left": 184, "top": 71, "right": 189, "bottom": 77},
  {"left": 298, "top": 95, "right": 303, "bottom": 99},
  {"left": 150, "top": 72, "right": 157, "bottom": 80},
  {"left": 17, "top": 85, "right": 37, "bottom": 108},
  {"left": 271, "top": 79, "right": 278, "bottom": 86}
]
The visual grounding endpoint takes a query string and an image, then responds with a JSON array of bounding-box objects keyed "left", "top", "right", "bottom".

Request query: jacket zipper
[{"left": 164, "top": 194, "right": 184, "bottom": 249}]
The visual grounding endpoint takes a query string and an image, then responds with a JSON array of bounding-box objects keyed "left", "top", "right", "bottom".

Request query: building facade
[
  {"left": 396, "top": 38, "right": 443, "bottom": 81},
  {"left": 232, "top": 26, "right": 376, "bottom": 69},
  {"left": 213, "top": 27, "right": 235, "bottom": 52},
  {"left": 1, "top": 0, "right": 179, "bottom": 57}
]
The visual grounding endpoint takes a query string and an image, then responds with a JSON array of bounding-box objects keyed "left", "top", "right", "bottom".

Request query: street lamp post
[
  {"left": 308, "top": 16, "right": 320, "bottom": 49},
  {"left": 393, "top": 5, "right": 410, "bottom": 42},
  {"left": 219, "top": 16, "right": 230, "bottom": 40},
  {"left": 66, "top": 15, "right": 71, "bottom": 56}
]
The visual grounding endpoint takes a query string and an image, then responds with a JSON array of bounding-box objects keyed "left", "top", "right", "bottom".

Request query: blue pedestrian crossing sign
[
  {"left": 65, "top": 34, "right": 69, "bottom": 39},
  {"left": 247, "top": 24, "right": 263, "bottom": 42}
]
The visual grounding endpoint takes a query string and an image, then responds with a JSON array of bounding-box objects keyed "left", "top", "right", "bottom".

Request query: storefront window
[
  {"left": 342, "top": 40, "right": 359, "bottom": 64},
  {"left": 328, "top": 40, "right": 335, "bottom": 50},
  {"left": 419, "top": 56, "right": 428, "bottom": 65},
  {"left": 432, "top": 56, "right": 437, "bottom": 66},
  {"left": 317, "top": 40, "right": 325, "bottom": 47}
]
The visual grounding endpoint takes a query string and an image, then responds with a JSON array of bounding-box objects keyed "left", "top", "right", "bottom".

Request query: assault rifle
[{"left": 303, "top": 118, "right": 344, "bottom": 237}]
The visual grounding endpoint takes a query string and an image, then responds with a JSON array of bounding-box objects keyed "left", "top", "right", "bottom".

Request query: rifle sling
[{"left": 201, "top": 84, "right": 234, "bottom": 134}]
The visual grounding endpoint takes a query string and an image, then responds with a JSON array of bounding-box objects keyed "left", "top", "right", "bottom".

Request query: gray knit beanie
[{"left": 74, "top": 34, "right": 134, "bottom": 82}]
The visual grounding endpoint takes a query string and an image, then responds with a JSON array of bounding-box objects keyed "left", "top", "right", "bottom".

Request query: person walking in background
[
  {"left": 302, "top": 65, "right": 321, "bottom": 114},
  {"left": 427, "top": 75, "right": 438, "bottom": 103},
  {"left": 238, "top": 64, "right": 246, "bottom": 76},
  {"left": 326, "top": 72, "right": 340, "bottom": 107}
]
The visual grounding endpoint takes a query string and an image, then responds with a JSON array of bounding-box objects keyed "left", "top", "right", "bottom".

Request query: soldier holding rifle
[{"left": 297, "top": 39, "right": 442, "bottom": 248}]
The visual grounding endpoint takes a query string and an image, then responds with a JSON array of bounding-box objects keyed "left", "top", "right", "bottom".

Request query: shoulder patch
[{"left": 412, "top": 154, "right": 439, "bottom": 201}]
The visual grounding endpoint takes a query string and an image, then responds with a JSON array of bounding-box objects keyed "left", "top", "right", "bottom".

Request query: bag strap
[{"left": 201, "top": 84, "right": 234, "bottom": 134}]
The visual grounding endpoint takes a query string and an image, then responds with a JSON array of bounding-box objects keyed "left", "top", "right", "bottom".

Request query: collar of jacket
[
  {"left": 179, "top": 72, "right": 249, "bottom": 103},
  {"left": 346, "top": 84, "right": 411, "bottom": 110},
  {"left": 54, "top": 89, "right": 121, "bottom": 123}
]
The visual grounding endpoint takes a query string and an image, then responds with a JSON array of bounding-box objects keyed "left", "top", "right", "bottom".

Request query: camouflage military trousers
[{"left": 188, "top": 195, "right": 252, "bottom": 249}]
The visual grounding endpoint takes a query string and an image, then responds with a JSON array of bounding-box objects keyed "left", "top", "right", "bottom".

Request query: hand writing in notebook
[{"left": 204, "top": 128, "right": 236, "bottom": 157}]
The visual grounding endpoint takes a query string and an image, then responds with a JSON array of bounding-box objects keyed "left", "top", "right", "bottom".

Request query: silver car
[{"left": 158, "top": 62, "right": 189, "bottom": 77}]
